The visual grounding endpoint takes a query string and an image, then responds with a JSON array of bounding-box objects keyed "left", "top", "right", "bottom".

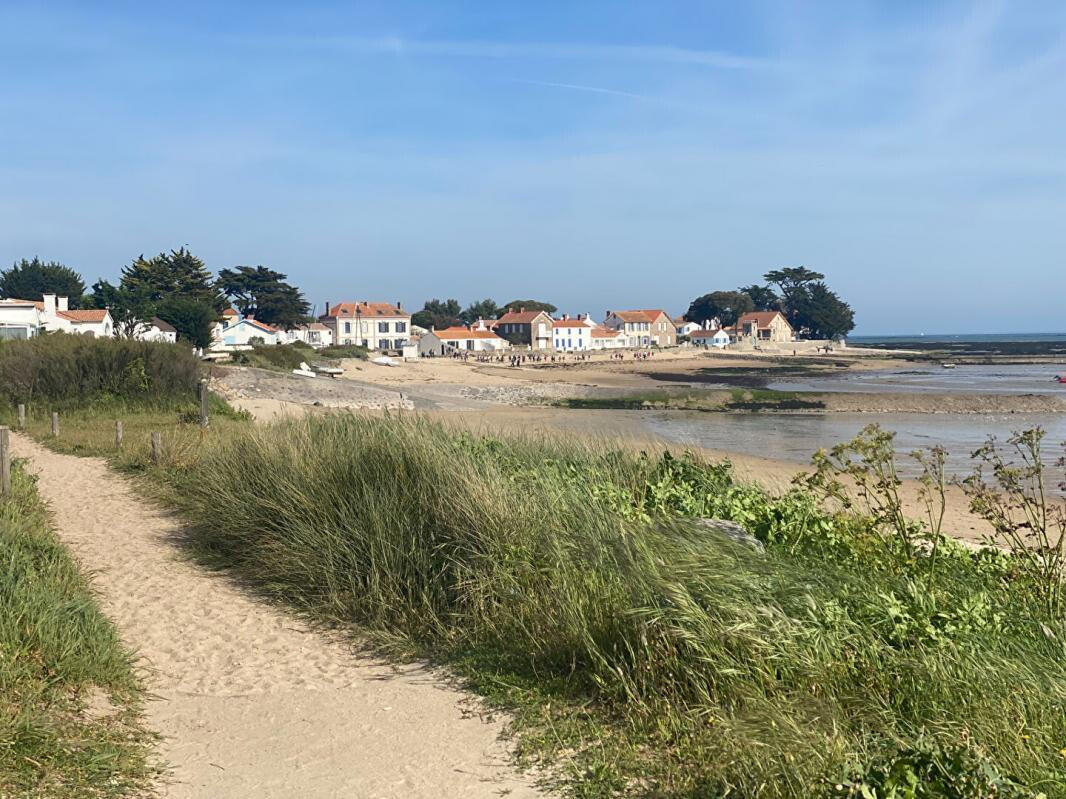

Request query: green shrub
[
  {"left": 0, "top": 333, "right": 201, "bottom": 410},
  {"left": 317, "top": 344, "right": 368, "bottom": 360},
  {"left": 156, "top": 414, "right": 1066, "bottom": 798}
]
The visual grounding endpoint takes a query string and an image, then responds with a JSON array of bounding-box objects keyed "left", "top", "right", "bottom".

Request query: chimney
[
  {"left": 57, "top": 296, "right": 69, "bottom": 312},
  {"left": 325, "top": 301, "right": 330, "bottom": 316},
  {"left": 562, "top": 313, "right": 569, "bottom": 321},
  {"left": 43, "top": 293, "right": 56, "bottom": 318},
  {"left": 396, "top": 301, "right": 402, "bottom": 310},
  {"left": 518, "top": 306, "right": 524, "bottom": 313}
]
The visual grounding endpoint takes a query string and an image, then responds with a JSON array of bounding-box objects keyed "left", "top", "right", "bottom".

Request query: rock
[{"left": 696, "top": 518, "right": 765, "bottom": 553}]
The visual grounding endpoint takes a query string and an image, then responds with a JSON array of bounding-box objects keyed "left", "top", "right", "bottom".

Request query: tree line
[
  {"left": 684, "top": 267, "right": 855, "bottom": 339},
  {"left": 409, "top": 298, "right": 557, "bottom": 330},
  {"left": 0, "top": 252, "right": 310, "bottom": 348}
]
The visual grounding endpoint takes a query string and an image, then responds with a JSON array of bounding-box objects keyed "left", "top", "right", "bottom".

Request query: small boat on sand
[{"left": 941, "top": 362, "right": 957, "bottom": 369}]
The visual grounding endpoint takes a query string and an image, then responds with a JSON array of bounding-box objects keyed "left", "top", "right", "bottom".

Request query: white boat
[
  {"left": 292, "top": 362, "right": 317, "bottom": 378},
  {"left": 941, "top": 362, "right": 956, "bottom": 369}
]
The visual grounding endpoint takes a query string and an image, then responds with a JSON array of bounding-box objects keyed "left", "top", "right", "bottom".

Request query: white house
[
  {"left": 319, "top": 301, "right": 411, "bottom": 351},
  {"left": 213, "top": 316, "right": 281, "bottom": 348},
  {"left": 675, "top": 317, "right": 703, "bottom": 338},
  {"left": 280, "top": 323, "right": 333, "bottom": 348},
  {"left": 0, "top": 298, "right": 44, "bottom": 339},
  {"left": 552, "top": 314, "right": 596, "bottom": 351},
  {"left": 133, "top": 317, "right": 177, "bottom": 343},
  {"left": 689, "top": 328, "right": 732, "bottom": 349},
  {"left": 589, "top": 325, "right": 625, "bottom": 350},
  {"left": 418, "top": 323, "right": 511, "bottom": 356}
]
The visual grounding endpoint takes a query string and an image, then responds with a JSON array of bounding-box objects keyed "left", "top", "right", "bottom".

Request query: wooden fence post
[
  {"left": 17, "top": 404, "right": 26, "bottom": 430},
  {"left": 199, "top": 379, "right": 210, "bottom": 429},
  {"left": 51, "top": 412, "right": 59, "bottom": 437},
  {"left": 115, "top": 420, "right": 123, "bottom": 450},
  {"left": 0, "top": 426, "right": 10, "bottom": 498},
  {"left": 151, "top": 432, "right": 161, "bottom": 465}
]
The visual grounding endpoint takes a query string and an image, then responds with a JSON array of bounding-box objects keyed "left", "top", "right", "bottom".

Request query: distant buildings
[
  {"left": 603, "top": 309, "right": 676, "bottom": 348},
  {"left": 319, "top": 301, "right": 410, "bottom": 351},
  {"left": 0, "top": 294, "right": 113, "bottom": 338},
  {"left": 551, "top": 314, "right": 596, "bottom": 351},
  {"left": 418, "top": 321, "right": 511, "bottom": 356},
  {"left": 491, "top": 308, "right": 554, "bottom": 350}
]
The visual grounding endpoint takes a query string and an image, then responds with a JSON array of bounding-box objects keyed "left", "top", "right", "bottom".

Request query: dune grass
[
  {"left": 0, "top": 460, "right": 155, "bottom": 798},
  {"left": 137, "top": 412, "right": 1066, "bottom": 798}
]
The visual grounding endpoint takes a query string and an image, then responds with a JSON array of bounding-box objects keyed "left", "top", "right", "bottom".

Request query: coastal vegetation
[
  {"left": 0, "top": 460, "right": 155, "bottom": 797},
  {"left": 120, "top": 414, "right": 1064, "bottom": 798},
  {"left": 686, "top": 266, "right": 855, "bottom": 339},
  {"left": 557, "top": 388, "right": 826, "bottom": 412},
  {"left": 0, "top": 257, "right": 86, "bottom": 307}
]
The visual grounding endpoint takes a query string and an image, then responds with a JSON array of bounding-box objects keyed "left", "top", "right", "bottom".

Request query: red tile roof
[
  {"left": 609, "top": 309, "right": 670, "bottom": 323},
  {"left": 493, "top": 309, "right": 552, "bottom": 325},
  {"left": 737, "top": 311, "right": 791, "bottom": 331},
  {"left": 322, "top": 301, "right": 408, "bottom": 318},
  {"left": 222, "top": 308, "right": 239, "bottom": 316},
  {"left": 59, "top": 309, "right": 109, "bottom": 323},
  {"left": 590, "top": 326, "right": 621, "bottom": 338}
]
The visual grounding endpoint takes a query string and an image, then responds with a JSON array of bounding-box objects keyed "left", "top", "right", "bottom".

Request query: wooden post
[
  {"left": 51, "top": 412, "right": 59, "bottom": 437},
  {"left": 0, "top": 426, "right": 10, "bottom": 498},
  {"left": 199, "top": 379, "right": 210, "bottom": 429},
  {"left": 17, "top": 404, "right": 25, "bottom": 430},
  {"left": 115, "top": 420, "right": 123, "bottom": 450},
  {"left": 151, "top": 432, "right": 161, "bottom": 465}
]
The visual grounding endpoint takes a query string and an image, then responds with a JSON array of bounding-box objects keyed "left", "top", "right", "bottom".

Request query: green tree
[
  {"left": 216, "top": 265, "right": 310, "bottom": 330},
  {"left": 738, "top": 284, "right": 780, "bottom": 312},
  {"left": 412, "top": 299, "right": 463, "bottom": 330},
  {"left": 155, "top": 297, "right": 217, "bottom": 349},
  {"left": 684, "top": 291, "right": 754, "bottom": 327},
  {"left": 85, "top": 280, "right": 154, "bottom": 338},
  {"left": 793, "top": 282, "right": 855, "bottom": 339},
  {"left": 460, "top": 298, "right": 499, "bottom": 325},
  {"left": 120, "top": 248, "right": 225, "bottom": 312},
  {"left": 501, "top": 299, "right": 557, "bottom": 315},
  {"left": 764, "top": 266, "right": 825, "bottom": 328},
  {"left": 0, "top": 257, "right": 86, "bottom": 306}
]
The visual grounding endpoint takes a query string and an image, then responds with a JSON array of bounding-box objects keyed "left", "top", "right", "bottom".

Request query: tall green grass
[
  {"left": 0, "top": 333, "right": 201, "bottom": 411},
  {"left": 152, "top": 413, "right": 1066, "bottom": 798},
  {"left": 0, "top": 461, "right": 154, "bottom": 797}
]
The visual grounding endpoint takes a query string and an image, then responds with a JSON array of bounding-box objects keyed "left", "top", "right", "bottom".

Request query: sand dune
[{"left": 12, "top": 434, "right": 541, "bottom": 798}]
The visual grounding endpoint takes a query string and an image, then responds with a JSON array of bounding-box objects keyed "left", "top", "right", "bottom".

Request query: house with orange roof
[
  {"left": 603, "top": 309, "right": 676, "bottom": 348},
  {"left": 0, "top": 297, "right": 46, "bottom": 339},
  {"left": 318, "top": 301, "right": 411, "bottom": 351},
  {"left": 418, "top": 320, "right": 511, "bottom": 356},
  {"left": 212, "top": 314, "right": 281, "bottom": 348},
  {"left": 490, "top": 307, "right": 554, "bottom": 350},
  {"left": 735, "top": 311, "right": 794, "bottom": 344},
  {"left": 18, "top": 294, "right": 116, "bottom": 338}
]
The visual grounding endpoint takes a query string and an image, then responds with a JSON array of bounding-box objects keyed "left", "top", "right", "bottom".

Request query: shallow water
[
  {"left": 642, "top": 410, "right": 1066, "bottom": 483},
  {"left": 767, "top": 363, "right": 1066, "bottom": 395}
]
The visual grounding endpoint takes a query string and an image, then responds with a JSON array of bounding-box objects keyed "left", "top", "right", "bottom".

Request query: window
[
  {"left": 378, "top": 322, "right": 389, "bottom": 333},
  {"left": 396, "top": 322, "right": 406, "bottom": 333},
  {"left": 344, "top": 322, "right": 351, "bottom": 334},
  {"left": 465, "top": 339, "right": 474, "bottom": 350}
]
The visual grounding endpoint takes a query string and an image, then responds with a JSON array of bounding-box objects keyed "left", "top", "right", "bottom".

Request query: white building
[
  {"left": 552, "top": 314, "right": 596, "bottom": 351},
  {"left": 133, "top": 317, "right": 177, "bottom": 343},
  {"left": 418, "top": 323, "right": 511, "bottom": 356},
  {"left": 280, "top": 323, "right": 333, "bottom": 348},
  {"left": 32, "top": 294, "right": 114, "bottom": 337},
  {"left": 212, "top": 316, "right": 281, "bottom": 348},
  {"left": 0, "top": 298, "right": 44, "bottom": 339},
  {"left": 675, "top": 317, "right": 703, "bottom": 337},
  {"left": 689, "top": 328, "right": 732, "bottom": 349},
  {"left": 319, "top": 301, "right": 411, "bottom": 351},
  {"left": 589, "top": 326, "right": 626, "bottom": 350}
]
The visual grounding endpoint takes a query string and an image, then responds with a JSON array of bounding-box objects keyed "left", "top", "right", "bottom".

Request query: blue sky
[{"left": 1, "top": 1, "right": 1063, "bottom": 334}]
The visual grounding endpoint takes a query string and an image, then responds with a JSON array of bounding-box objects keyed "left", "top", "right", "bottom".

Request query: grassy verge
[
  {"left": 126, "top": 414, "right": 1064, "bottom": 798},
  {"left": 557, "top": 388, "right": 826, "bottom": 412},
  {"left": 0, "top": 460, "right": 155, "bottom": 798}
]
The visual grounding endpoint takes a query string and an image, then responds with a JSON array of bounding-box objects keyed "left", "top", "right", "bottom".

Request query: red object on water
[{"left": 1058, "top": 375, "right": 1066, "bottom": 384}]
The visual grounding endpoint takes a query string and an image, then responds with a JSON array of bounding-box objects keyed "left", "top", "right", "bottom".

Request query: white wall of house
[
  {"left": 418, "top": 329, "right": 511, "bottom": 356},
  {"left": 280, "top": 325, "right": 334, "bottom": 348},
  {"left": 552, "top": 316, "right": 596, "bottom": 351},
  {"left": 0, "top": 300, "right": 43, "bottom": 339},
  {"left": 132, "top": 320, "right": 177, "bottom": 343},
  {"left": 216, "top": 318, "right": 281, "bottom": 348}
]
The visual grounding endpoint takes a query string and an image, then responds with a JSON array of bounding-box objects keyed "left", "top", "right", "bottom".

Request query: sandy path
[{"left": 11, "top": 434, "right": 541, "bottom": 799}]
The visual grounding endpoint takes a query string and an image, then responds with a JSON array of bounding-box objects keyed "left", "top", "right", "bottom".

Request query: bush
[
  {"left": 0, "top": 333, "right": 201, "bottom": 410},
  {"left": 229, "top": 343, "right": 310, "bottom": 371},
  {"left": 158, "top": 414, "right": 1066, "bottom": 798},
  {"left": 317, "top": 344, "right": 368, "bottom": 360}
]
